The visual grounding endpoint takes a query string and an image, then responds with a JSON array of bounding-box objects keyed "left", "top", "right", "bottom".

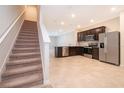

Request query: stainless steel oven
[{"left": 83, "top": 47, "right": 92, "bottom": 58}]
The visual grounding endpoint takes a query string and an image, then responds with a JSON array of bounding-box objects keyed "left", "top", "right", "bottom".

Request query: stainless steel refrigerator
[{"left": 99, "top": 31, "right": 120, "bottom": 65}]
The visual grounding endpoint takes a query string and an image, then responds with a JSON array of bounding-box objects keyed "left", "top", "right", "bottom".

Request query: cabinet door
[{"left": 76, "top": 47, "right": 83, "bottom": 55}]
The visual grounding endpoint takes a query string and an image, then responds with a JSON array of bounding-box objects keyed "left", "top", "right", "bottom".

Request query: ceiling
[{"left": 42, "top": 5, "right": 124, "bottom": 36}]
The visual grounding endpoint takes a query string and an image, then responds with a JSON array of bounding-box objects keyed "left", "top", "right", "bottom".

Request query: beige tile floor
[{"left": 49, "top": 56, "right": 124, "bottom": 88}]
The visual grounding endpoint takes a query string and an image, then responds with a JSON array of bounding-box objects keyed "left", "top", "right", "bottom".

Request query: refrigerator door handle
[{"left": 104, "top": 36, "right": 107, "bottom": 54}]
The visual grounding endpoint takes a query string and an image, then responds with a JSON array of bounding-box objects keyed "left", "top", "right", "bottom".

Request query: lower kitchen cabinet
[
  {"left": 92, "top": 48, "right": 99, "bottom": 60},
  {"left": 55, "top": 47, "right": 99, "bottom": 60},
  {"left": 55, "top": 47, "right": 83, "bottom": 57},
  {"left": 69, "top": 47, "right": 83, "bottom": 56}
]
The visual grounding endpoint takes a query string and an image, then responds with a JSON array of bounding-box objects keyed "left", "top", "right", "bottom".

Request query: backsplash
[{"left": 78, "top": 41, "right": 99, "bottom": 46}]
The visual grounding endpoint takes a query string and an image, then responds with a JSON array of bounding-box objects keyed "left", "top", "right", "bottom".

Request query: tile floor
[{"left": 49, "top": 56, "right": 124, "bottom": 88}]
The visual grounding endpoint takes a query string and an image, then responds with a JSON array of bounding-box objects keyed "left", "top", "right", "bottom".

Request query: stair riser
[
  {"left": 14, "top": 45, "right": 39, "bottom": 48},
  {"left": 2, "top": 66, "right": 42, "bottom": 78},
  {"left": 12, "top": 49, "right": 40, "bottom": 54},
  {"left": 15, "top": 43, "right": 39, "bottom": 45},
  {"left": 17, "top": 37, "right": 38, "bottom": 40},
  {"left": 10, "top": 54, "right": 41, "bottom": 61},
  {"left": 21, "top": 80, "right": 43, "bottom": 88},
  {"left": 17, "top": 38, "right": 39, "bottom": 41},
  {"left": 16, "top": 40, "right": 39, "bottom": 43},
  {"left": 6, "top": 60, "right": 41, "bottom": 69},
  {"left": 19, "top": 34, "right": 38, "bottom": 37},
  {"left": 19, "top": 33, "right": 38, "bottom": 36},
  {"left": 21, "top": 26, "right": 37, "bottom": 29},
  {"left": 15, "top": 78, "right": 42, "bottom": 88},
  {"left": 20, "top": 31, "right": 38, "bottom": 34},
  {"left": 1, "top": 72, "right": 42, "bottom": 88},
  {"left": 20, "top": 29, "right": 37, "bottom": 31},
  {"left": 18, "top": 35, "right": 38, "bottom": 38},
  {"left": 15, "top": 43, "right": 39, "bottom": 46},
  {"left": 2, "top": 70, "right": 42, "bottom": 81},
  {"left": 7, "top": 60, "right": 41, "bottom": 67}
]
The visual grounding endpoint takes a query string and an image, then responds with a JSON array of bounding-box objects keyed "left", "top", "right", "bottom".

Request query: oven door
[{"left": 84, "top": 47, "right": 92, "bottom": 58}]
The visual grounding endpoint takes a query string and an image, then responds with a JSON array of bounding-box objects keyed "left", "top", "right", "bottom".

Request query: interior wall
[
  {"left": 79, "top": 17, "right": 120, "bottom": 32},
  {"left": 56, "top": 31, "right": 77, "bottom": 46},
  {"left": 0, "top": 5, "right": 25, "bottom": 77},
  {"left": 0, "top": 5, "right": 25, "bottom": 38},
  {"left": 49, "top": 36, "right": 57, "bottom": 57},
  {"left": 120, "top": 12, "right": 124, "bottom": 66},
  {"left": 25, "top": 6, "right": 37, "bottom": 21}
]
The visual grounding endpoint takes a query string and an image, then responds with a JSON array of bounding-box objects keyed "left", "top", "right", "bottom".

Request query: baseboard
[{"left": 0, "top": 13, "right": 25, "bottom": 82}]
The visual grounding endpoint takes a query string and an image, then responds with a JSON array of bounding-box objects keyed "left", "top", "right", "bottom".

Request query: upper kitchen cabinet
[{"left": 77, "top": 26, "right": 106, "bottom": 41}]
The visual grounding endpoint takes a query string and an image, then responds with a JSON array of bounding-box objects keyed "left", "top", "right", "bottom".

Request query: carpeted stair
[{"left": 0, "top": 20, "right": 44, "bottom": 88}]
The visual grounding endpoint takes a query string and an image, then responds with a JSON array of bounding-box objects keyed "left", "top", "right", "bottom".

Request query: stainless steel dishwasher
[{"left": 62, "top": 47, "right": 69, "bottom": 56}]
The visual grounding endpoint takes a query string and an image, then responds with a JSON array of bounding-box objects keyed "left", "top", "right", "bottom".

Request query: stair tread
[
  {"left": 3, "top": 63, "right": 42, "bottom": 77},
  {"left": 18, "top": 36, "right": 38, "bottom": 38},
  {"left": 14, "top": 45, "right": 39, "bottom": 48},
  {"left": 19, "top": 80, "right": 44, "bottom": 88},
  {"left": 15, "top": 43, "right": 39, "bottom": 45},
  {"left": 11, "top": 52, "right": 40, "bottom": 56},
  {"left": 13, "top": 47, "right": 40, "bottom": 50},
  {"left": 8, "top": 58, "right": 41, "bottom": 65},
  {"left": 0, "top": 71, "right": 42, "bottom": 88},
  {"left": 16, "top": 39, "right": 38, "bottom": 41}
]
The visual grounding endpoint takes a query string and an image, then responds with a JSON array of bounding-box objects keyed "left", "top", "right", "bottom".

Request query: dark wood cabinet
[
  {"left": 69, "top": 47, "right": 83, "bottom": 56},
  {"left": 69, "top": 47, "right": 76, "bottom": 56},
  {"left": 92, "top": 48, "right": 99, "bottom": 60},
  {"left": 55, "top": 47, "right": 84, "bottom": 57},
  {"left": 55, "top": 47, "right": 99, "bottom": 60},
  {"left": 77, "top": 26, "right": 106, "bottom": 41}
]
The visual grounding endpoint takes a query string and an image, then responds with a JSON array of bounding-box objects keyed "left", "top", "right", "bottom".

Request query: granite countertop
[{"left": 55, "top": 46, "right": 99, "bottom": 48}]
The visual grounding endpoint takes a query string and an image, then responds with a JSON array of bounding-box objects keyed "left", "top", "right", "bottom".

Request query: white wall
[
  {"left": 0, "top": 5, "right": 25, "bottom": 38},
  {"left": 0, "top": 6, "right": 25, "bottom": 79},
  {"left": 120, "top": 11, "right": 124, "bottom": 66},
  {"left": 25, "top": 6, "right": 37, "bottom": 22},
  {"left": 56, "top": 31, "right": 77, "bottom": 46},
  {"left": 49, "top": 36, "right": 57, "bottom": 57},
  {"left": 79, "top": 17, "right": 120, "bottom": 32},
  {"left": 49, "top": 31, "right": 77, "bottom": 57}
]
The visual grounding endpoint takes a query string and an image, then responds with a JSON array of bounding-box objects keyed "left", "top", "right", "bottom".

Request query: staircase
[{"left": 0, "top": 20, "right": 44, "bottom": 88}]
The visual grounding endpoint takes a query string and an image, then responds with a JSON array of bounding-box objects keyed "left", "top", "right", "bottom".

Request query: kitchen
[
  {"left": 42, "top": 5, "right": 124, "bottom": 87},
  {"left": 55, "top": 26, "right": 120, "bottom": 65}
]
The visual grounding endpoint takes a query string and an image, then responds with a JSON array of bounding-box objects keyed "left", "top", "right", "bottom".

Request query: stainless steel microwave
[{"left": 85, "top": 35, "right": 95, "bottom": 41}]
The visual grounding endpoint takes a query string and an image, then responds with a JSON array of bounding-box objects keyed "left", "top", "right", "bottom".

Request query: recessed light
[
  {"left": 77, "top": 25, "right": 81, "bottom": 28},
  {"left": 60, "top": 21, "right": 64, "bottom": 25},
  {"left": 90, "top": 19, "right": 94, "bottom": 23},
  {"left": 71, "top": 14, "right": 76, "bottom": 18},
  {"left": 111, "top": 7, "right": 116, "bottom": 11}
]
